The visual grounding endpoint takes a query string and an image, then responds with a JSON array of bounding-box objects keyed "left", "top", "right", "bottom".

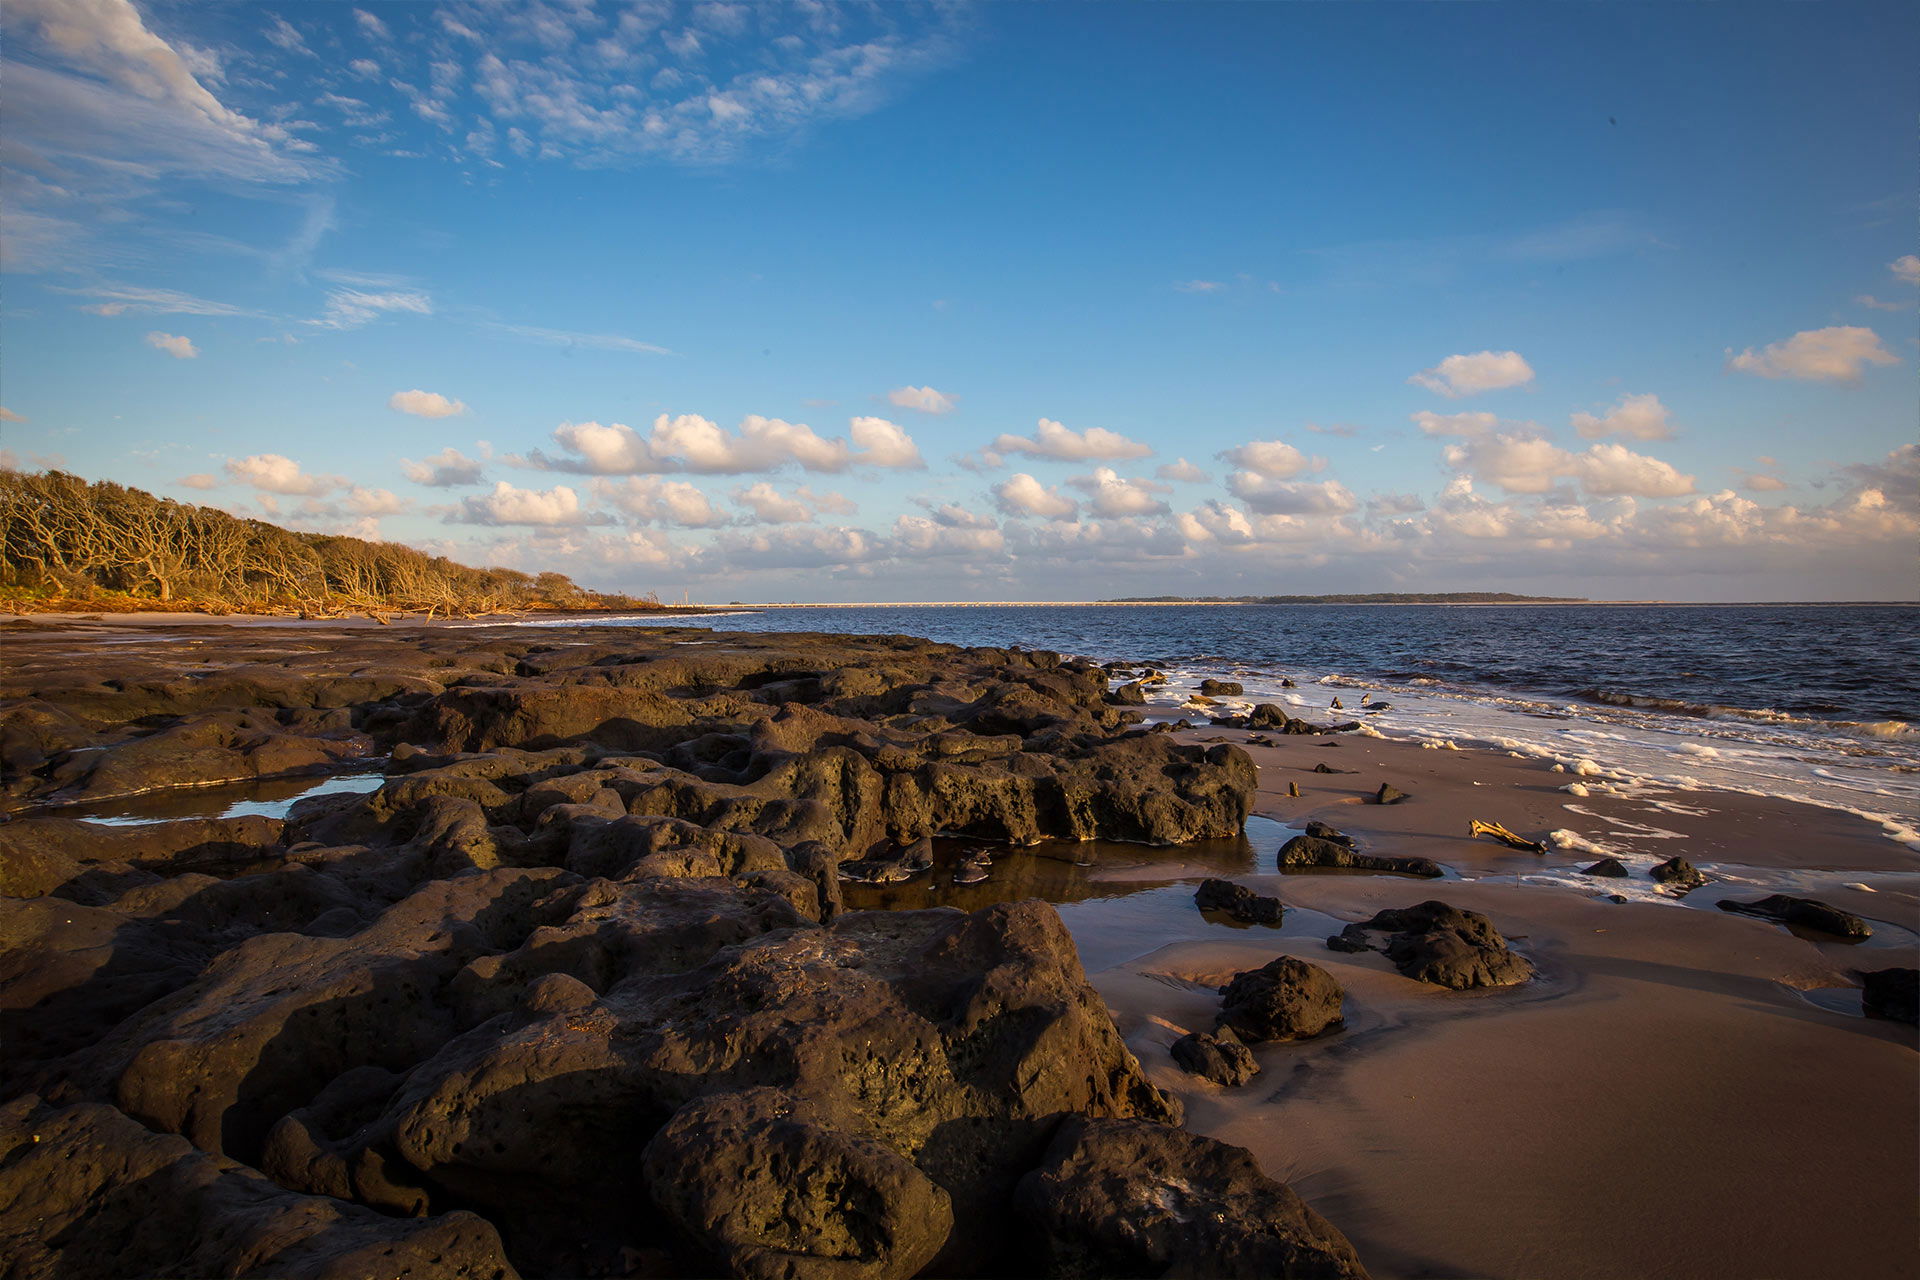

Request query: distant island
[
  {"left": 1100, "top": 592, "right": 1590, "bottom": 604},
  {"left": 0, "top": 467, "right": 697, "bottom": 619}
]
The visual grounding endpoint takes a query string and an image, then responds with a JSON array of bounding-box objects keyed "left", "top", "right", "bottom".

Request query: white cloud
[
  {"left": 1217, "top": 440, "right": 1318, "bottom": 478},
  {"left": 993, "top": 473, "right": 1078, "bottom": 520},
  {"left": 1856, "top": 295, "right": 1910, "bottom": 313},
  {"left": 1844, "top": 444, "right": 1918, "bottom": 514},
  {"left": 891, "top": 514, "right": 1005, "bottom": 558},
  {"left": 1573, "top": 443, "right": 1696, "bottom": 497},
  {"left": 1742, "top": 473, "right": 1789, "bottom": 492},
  {"left": 452, "top": 481, "right": 588, "bottom": 526},
  {"left": 0, "top": 408, "right": 25, "bottom": 423},
  {"left": 225, "top": 453, "right": 337, "bottom": 496},
  {"left": 1571, "top": 393, "right": 1672, "bottom": 441},
  {"left": 848, "top": 416, "right": 925, "bottom": 468},
  {"left": 1174, "top": 280, "right": 1224, "bottom": 293},
  {"left": 401, "top": 446, "right": 487, "bottom": 488},
  {"left": 1727, "top": 326, "right": 1899, "bottom": 381},
  {"left": 886, "top": 385, "right": 956, "bottom": 415},
  {"left": 343, "top": 486, "right": 406, "bottom": 517},
  {"left": 1068, "top": 467, "right": 1170, "bottom": 518},
  {"left": 314, "top": 289, "right": 433, "bottom": 330},
  {"left": 593, "top": 476, "right": 725, "bottom": 527},
  {"left": 1227, "top": 473, "right": 1360, "bottom": 516},
  {"left": 143, "top": 331, "right": 198, "bottom": 358},
  {"left": 731, "top": 482, "right": 817, "bottom": 524},
  {"left": 1155, "top": 458, "right": 1209, "bottom": 484},
  {"left": 1409, "top": 350, "right": 1535, "bottom": 398},
  {"left": 1412, "top": 410, "right": 1500, "bottom": 437},
  {"left": 175, "top": 472, "right": 218, "bottom": 490},
  {"left": 1892, "top": 255, "right": 1920, "bottom": 287},
  {"left": 991, "top": 418, "right": 1152, "bottom": 462},
  {"left": 522, "top": 413, "right": 922, "bottom": 475},
  {"left": 388, "top": 389, "right": 468, "bottom": 418},
  {"left": 1442, "top": 434, "right": 1695, "bottom": 498}
]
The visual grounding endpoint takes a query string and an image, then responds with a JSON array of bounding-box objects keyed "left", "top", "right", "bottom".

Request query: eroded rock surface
[
  {"left": 0, "top": 622, "right": 1312, "bottom": 1279},
  {"left": 1217, "top": 955, "right": 1346, "bottom": 1042},
  {"left": 1717, "top": 894, "right": 1872, "bottom": 940},
  {"left": 1277, "top": 833, "right": 1443, "bottom": 879}
]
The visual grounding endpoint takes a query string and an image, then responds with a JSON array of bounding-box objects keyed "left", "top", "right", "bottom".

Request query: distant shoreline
[{"left": 731, "top": 599, "right": 1915, "bottom": 609}]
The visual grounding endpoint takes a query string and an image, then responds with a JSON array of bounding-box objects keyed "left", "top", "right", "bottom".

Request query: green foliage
[{"left": 0, "top": 468, "right": 651, "bottom": 615}]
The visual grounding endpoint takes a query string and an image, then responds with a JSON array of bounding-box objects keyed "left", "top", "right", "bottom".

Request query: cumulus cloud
[
  {"left": 991, "top": 418, "right": 1152, "bottom": 462},
  {"left": 1409, "top": 350, "right": 1534, "bottom": 398},
  {"left": 224, "top": 453, "right": 337, "bottom": 496},
  {"left": 886, "top": 385, "right": 956, "bottom": 415},
  {"left": 729, "top": 482, "right": 848, "bottom": 525},
  {"left": 1217, "top": 440, "right": 1318, "bottom": 478},
  {"left": 1571, "top": 393, "right": 1672, "bottom": 440},
  {"left": 1727, "top": 326, "right": 1898, "bottom": 381},
  {"left": 848, "top": 416, "right": 925, "bottom": 468},
  {"left": 1742, "top": 473, "right": 1789, "bottom": 492},
  {"left": 343, "top": 486, "right": 406, "bottom": 516},
  {"left": 0, "top": 408, "right": 25, "bottom": 423},
  {"left": 1441, "top": 434, "right": 1694, "bottom": 498},
  {"left": 174, "top": 473, "right": 218, "bottom": 490},
  {"left": 1155, "top": 458, "right": 1209, "bottom": 484},
  {"left": 1844, "top": 443, "right": 1919, "bottom": 514},
  {"left": 891, "top": 514, "right": 1005, "bottom": 557},
  {"left": 389, "top": 389, "right": 468, "bottom": 418},
  {"left": 1068, "top": 468, "right": 1170, "bottom": 518},
  {"left": 451, "top": 481, "right": 588, "bottom": 525},
  {"left": 520, "top": 414, "right": 923, "bottom": 476},
  {"left": 592, "top": 476, "right": 725, "bottom": 527},
  {"left": 1226, "top": 473, "right": 1360, "bottom": 516},
  {"left": 144, "top": 331, "right": 198, "bottom": 358},
  {"left": 401, "top": 446, "right": 487, "bottom": 487},
  {"left": 1892, "top": 255, "right": 1920, "bottom": 287},
  {"left": 993, "top": 473, "right": 1078, "bottom": 520}
]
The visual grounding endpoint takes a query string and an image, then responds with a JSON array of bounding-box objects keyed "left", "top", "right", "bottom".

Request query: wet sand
[{"left": 1074, "top": 726, "right": 1920, "bottom": 1279}]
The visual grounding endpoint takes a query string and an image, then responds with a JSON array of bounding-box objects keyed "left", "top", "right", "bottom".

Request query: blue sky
[{"left": 2, "top": 0, "right": 1914, "bottom": 602}]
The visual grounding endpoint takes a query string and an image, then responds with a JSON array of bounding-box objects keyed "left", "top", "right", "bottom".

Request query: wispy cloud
[
  {"left": 482, "top": 320, "right": 674, "bottom": 356},
  {"left": 56, "top": 284, "right": 259, "bottom": 318}
]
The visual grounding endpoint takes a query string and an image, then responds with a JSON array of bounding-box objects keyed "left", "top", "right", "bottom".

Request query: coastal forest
[{"left": 0, "top": 468, "right": 650, "bottom": 617}]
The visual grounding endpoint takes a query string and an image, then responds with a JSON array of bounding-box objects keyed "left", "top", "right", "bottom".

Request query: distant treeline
[
  {"left": 0, "top": 468, "right": 663, "bottom": 616},
  {"left": 1103, "top": 592, "right": 1590, "bottom": 604}
]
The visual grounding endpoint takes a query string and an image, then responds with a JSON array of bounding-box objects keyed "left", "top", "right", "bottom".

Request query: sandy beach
[{"left": 1089, "top": 727, "right": 1920, "bottom": 1279}]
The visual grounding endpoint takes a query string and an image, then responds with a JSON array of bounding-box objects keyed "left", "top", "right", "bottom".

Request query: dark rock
[
  {"left": 1329, "top": 697, "right": 1343, "bottom": 710},
  {"left": 1650, "top": 857, "right": 1707, "bottom": 894},
  {"left": 1371, "top": 782, "right": 1409, "bottom": 805},
  {"left": 1013, "top": 1116, "right": 1370, "bottom": 1279},
  {"left": 1277, "top": 835, "right": 1443, "bottom": 878},
  {"left": 1195, "top": 878, "right": 1286, "bottom": 924},
  {"left": 1328, "top": 900, "right": 1532, "bottom": 990},
  {"left": 1305, "top": 821, "right": 1353, "bottom": 845},
  {"left": 1107, "top": 678, "right": 1148, "bottom": 706},
  {"left": 1311, "top": 762, "right": 1345, "bottom": 775},
  {"left": 1580, "top": 857, "right": 1630, "bottom": 878},
  {"left": 1168, "top": 1027, "right": 1259, "bottom": 1086},
  {"left": 1199, "top": 679, "right": 1244, "bottom": 697},
  {"left": 644, "top": 1088, "right": 954, "bottom": 1280},
  {"left": 1716, "top": 894, "right": 1872, "bottom": 940},
  {"left": 1859, "top": 968, "right": 1917, "bottom": 1025},
  {"left": 1217, "top": 955, "right": 1345, "bottom": 1042},
  {"left": 840, "top": 835, "right": 934, "bottom": 883},
  {"left": 1281, "top": 678, "right": 1297, "bottom": 688},
  {"left": 0, "top": 1095, "right": 518, "bottom": 1280}
]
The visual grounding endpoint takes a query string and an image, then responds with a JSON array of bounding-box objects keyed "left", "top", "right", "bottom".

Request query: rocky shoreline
[{"left": 0, "top": 619, "right": 1367, "bottom": 1279}]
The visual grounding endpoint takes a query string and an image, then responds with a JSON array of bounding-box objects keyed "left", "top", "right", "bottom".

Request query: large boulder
[
  {"left": 1217, "top": 955, "right": 1345, "bottom": 1043},
  {"left": 644, "top": 1087, "right": 954, "bottom": 1280},
  {"left": 1169, "top": 1027, "right": 1259, "bottom": 1087},
  {"left": 1014, "top": 1116, "right": 1370, "bottom": 1279}
]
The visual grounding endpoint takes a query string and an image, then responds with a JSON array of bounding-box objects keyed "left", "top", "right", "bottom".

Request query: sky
[{"left": 1, "top": 0, "right": 1915, "bottom": 603}]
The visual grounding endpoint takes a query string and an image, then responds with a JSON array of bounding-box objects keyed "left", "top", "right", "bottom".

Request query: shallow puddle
[{"left": 46, "top": 766, "right": 387, "bottom": 826}]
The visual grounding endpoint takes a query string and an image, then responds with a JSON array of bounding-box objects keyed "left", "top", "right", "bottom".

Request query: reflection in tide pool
[{"left": 47, "top": 766, "right": 386, "bottom": 826}]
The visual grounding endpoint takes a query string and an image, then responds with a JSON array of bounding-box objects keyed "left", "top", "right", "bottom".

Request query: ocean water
[{"left": 541, "top": 603, "right": 1920, "bottom": 843}]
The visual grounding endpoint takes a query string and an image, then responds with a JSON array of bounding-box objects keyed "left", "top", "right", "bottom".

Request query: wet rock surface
[
  {"left": 1195, "top": 877, "right": 1286, "bottom": 924},
  {"left": 1717, "top": 894, "right": 1873, "bottom": 940},
  {"left": 1327, "top": 900, "right": 1534, "bottom": 990},
  {"left": 0, "top": 622, "right": 1314, "bottom": 1279},
  {"left": 1169, "top": 1027, "right": 1260, "bottom": 1087},
  {"left": 1650, "top": 857, "right": 1708, "bottom": 894},
  {"left": 1859, "top": 968, "right": 1918, "bottom": 1025},
  {"left": 1277, "top": 832, "right": 1443, "bottom": 878}
]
